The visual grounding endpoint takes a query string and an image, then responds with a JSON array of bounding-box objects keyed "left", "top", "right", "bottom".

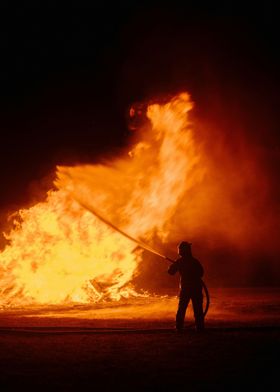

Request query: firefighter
[{"left": 168, "top": 241, "right": 205, "bottom": 332}]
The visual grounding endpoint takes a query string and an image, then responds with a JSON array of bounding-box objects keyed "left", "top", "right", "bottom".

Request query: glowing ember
[{"left": 0, "top": 93, "right": 200, "bottom": 306}]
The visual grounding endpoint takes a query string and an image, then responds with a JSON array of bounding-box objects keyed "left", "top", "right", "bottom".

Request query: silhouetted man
[{"left": 168, "top": 241, "right": 204, "bottom": 332}]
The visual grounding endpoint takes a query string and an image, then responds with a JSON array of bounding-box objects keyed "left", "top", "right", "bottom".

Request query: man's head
[{"left": 177, "top": 241, "right": 192, "bottom": 256}]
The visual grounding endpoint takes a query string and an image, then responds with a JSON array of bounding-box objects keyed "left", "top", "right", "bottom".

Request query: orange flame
[{"left": 0, "top": 93, "right": 201, "bottom": 306}]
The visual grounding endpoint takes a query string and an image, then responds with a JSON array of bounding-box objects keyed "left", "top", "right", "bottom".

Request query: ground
[{"left": 0, "top": 288, "right": 279, "bottom": 391}]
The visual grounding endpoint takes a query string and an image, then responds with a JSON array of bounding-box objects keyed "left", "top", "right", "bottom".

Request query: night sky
[{"left": 0, "top": 4, "right": 279, "bottom": 212}]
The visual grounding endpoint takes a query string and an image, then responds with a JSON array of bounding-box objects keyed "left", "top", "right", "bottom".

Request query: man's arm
[{"left": 168, "top": 261, "right": 179, "bottom": 275}]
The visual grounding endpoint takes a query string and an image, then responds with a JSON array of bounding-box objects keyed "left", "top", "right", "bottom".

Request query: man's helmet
[
  {"left": 177, "top": 241, "right": 192, "bottom": 255},
  {"left": 178, "top": 241, "right": 192, "bottom": 249}
]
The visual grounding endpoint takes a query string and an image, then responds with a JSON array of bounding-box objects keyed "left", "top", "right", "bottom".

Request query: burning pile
[{"left": 0, "top": 93, "right": 201, "bottom": 307}]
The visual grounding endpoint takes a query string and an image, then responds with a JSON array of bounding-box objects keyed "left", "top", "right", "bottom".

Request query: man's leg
[
  {"left": 192, "top": 288, "right": 204, "bottom": 331},
  {"left": 176, "top": 293, "right": 190, "bottom": 331}
]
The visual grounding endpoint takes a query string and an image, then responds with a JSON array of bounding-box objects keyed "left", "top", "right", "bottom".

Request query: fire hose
[{"left": 75, "top": 197, "right": 210, "bottom": 319}]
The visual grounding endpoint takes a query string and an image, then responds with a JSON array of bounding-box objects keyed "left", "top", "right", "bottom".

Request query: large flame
[{"left": 0, "top": 93, "right": 201, "bottom": 306}]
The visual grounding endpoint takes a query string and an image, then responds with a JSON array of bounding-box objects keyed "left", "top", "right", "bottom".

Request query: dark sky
[{"left": 0, "top": 4, "right": 279, "bottom": 209}]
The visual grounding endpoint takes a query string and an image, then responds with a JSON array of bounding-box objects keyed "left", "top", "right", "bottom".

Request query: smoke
[
  {"left": 164, "top": 112, "right": 280, "bottom": 286},
  {"left": 47, "top": 93, "right": 280, "bottom": 289},
  {"left": 56, "top": 92, "right": 280, "bottom": 288},
  {"left": 126, "top": 94, "right": 280, "bottom": 289}
]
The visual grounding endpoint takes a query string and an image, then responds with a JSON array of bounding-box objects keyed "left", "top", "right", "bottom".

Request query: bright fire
[{"left": 0, "top": 93, "right": 201, "bottom": 306}]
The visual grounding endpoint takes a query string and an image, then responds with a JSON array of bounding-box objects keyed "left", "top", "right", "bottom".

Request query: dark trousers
[{"left": 176, "top": 286, "right": 204, "bottom": 330}]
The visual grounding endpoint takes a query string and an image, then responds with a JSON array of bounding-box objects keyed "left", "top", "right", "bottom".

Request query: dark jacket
[{"left": 168, "top": 256, "right": 204, "bottom": 289}]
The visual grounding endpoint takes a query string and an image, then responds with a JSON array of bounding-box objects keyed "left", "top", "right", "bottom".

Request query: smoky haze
[
  {"left": 133, "top": 100, "right": 280, "bottom": 290},
  {"left": 168, "top": 115, "right": 280, "bottom": 287},
  {"left": 55, "top": 93, "right": 280, "bottom": 290}
]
